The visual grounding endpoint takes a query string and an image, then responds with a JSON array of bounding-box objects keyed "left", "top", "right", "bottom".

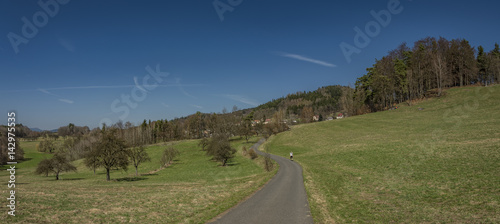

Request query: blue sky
[{"left": 1, "top": 0, "right": 499, "bottom": 130}]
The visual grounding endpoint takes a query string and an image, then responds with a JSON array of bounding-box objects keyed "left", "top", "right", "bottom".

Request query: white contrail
[
  {"left": 58, "top": 99, "right": 74, "bottom": 104},
  {"left": 220, "top": 94, "right": 260, "bottom": 107},
  {"left": 3, "top": 84, "right": 204, "bottom": 92},
  {"left": 278, "top": 52, "right": 336, "bottom": 67},
  {"left": 190, "top": 104, "right": 203, "bottom": 109}
]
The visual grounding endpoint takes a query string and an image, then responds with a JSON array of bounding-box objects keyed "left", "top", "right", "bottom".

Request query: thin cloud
[
  {"left": 58, "top": 99, "right": 74, "bottom": 104},
  {"left": 190, "top": 104, "right": 203, "bottom": 109},
  {"left": 134, "top": 76, "right": 148, "bottom": 92},
  {"left": 27, "top": 84, "right": 203, "bottom": 91},
  {"left": 37, "top": 88, "right": 54, "bottom": 95},
  {"left": 161, "top": 103, "right": 170, "bottom": 108},
  {"left": 278, "top": 52, "right": 336, "bottom": 67},
  {"left": 38, "top": 88, "right": 74, "bottom": 103},
  {"left": 176, "top": 78, "right": 197, "bottom": 99},
  {"left": 38, "top": 88, "right": 63, "bottom": 98},
  {"left": 222, "top": 94, "right": 260, "bottom": 107},
  {"left": 58, "top": 38, "right": 75, "bottom": 52}
]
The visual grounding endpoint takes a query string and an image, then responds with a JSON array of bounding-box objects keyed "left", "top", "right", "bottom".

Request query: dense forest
[{"left": 350, "top": 37, "right": 500, "bottom": 114}]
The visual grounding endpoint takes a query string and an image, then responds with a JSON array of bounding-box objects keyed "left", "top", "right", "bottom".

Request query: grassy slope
[
  {"left": 0, "top": 136, "right": 275, "bottom": 223},
  {"left": 267, "top": 85, "right": 500, "bottom": 223}
]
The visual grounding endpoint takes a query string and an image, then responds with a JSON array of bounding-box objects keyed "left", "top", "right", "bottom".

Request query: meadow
[
  {"left": 0, "top": 136, "right": 275, "bottom": 223},
  {"left": 266, "top": 85, "right": 500, "bottom": 223}
]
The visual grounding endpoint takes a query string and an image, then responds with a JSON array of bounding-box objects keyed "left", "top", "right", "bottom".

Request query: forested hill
[{"left": 251, "top": 85, "right": 348, "bottom": 121}]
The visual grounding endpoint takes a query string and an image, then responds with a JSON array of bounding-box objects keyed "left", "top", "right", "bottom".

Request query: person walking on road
[{"left": 290, "top": 151, "right": 293, "bottom": 161}]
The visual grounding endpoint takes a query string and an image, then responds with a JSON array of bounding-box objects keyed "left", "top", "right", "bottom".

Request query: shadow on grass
[
  {"left": 61, "top": 177, "right": 85, "bottom": 181},
  {"left": 14, "top": 182, "right": 30, "bottom": 185},
  {"left": 115, "top": 177, "right": 147, "bottom": 182},
  {"left": 47, "top": 177, "right": 85, "bottom": 181},
  {"left": 141, "top": 173, "right": 158, "bottom": 176},
  {"left": 224, "top": 162, "right": 240, "bottom": 167},
  {"left": 20, "top": 158, "right": 33, "bottom": 162},
  {"left": 229, "top": 137, "right": 243, "bottom": 142}
]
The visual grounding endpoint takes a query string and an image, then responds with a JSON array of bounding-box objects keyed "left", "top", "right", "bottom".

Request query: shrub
[
  {"left": 37, "top": 138, "right": 56, "bottom": 153},
  {"left": 161, "top": 145, "right": 179, "bottom": 168},
  {"left": 198, "top": 138, "right": 209, "bottom": 151},
  {"left": 241, "top": 146, "right": 247, "bottom": 156},
  {"left": 206, "top": 135, "right": 236, "bottom": 166},
  {"left": 248, "top": 149, "right": 258, "bottom": 160},
  {"left": 264, "top": 153, "right": 274, "bottom": 172}
]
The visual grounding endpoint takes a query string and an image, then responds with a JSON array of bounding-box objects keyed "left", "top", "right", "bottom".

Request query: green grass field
[
  {"left": 267, "top": 85, "right": 500, "bottom": 223},
  {"left": 1, "top": 136, "right": 275, "bottom": 223}
]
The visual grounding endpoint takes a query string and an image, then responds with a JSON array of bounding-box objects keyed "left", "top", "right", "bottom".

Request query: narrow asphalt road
[{"left": 210, "top": 138, "right": 314, "bottom": 224}]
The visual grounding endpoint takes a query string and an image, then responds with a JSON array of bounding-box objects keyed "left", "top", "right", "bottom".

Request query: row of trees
[
  {"left": 34, "top": 107, "right": 288, "bottom": 180},
  {"left": 35, "top": 128, "right": 180, "bottom": 181},
  {"left": 351, "top": 37, "right": 500, "bottom": 113}
]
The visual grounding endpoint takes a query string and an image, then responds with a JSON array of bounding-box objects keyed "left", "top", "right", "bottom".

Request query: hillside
[
  {"left": 266, "top": 85, "right": 500, "bottom": 223},
  {"left": 252, "top": 85, "right": 345, "bottom": 119}
]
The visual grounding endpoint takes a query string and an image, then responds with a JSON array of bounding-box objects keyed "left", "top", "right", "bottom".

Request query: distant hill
[
  {"left": 29, "top": 127, "right": 44, "bottom": 132},
  {"left": 171, "top": 85, "right": 348, "bottom": 125},
  {"left": 28, "top": 127, "right": 58, "bottom": 133},
  {"left": 250, "top": 85, "right": 347, "bottom": 120}
]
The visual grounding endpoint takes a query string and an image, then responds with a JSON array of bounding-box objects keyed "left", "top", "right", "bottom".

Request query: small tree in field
[
  {"left": 37, "top": 138, "right": 56, "bottom": 153},
  {"left": 206, "top": 135, "right": 236, "bottom": 166},
  {"left": 198, "top": 138, "right": 209, "bottom": 151},
  {"left": 160, "top": 146, "right": 179, "bottom": 168},
  {"left": 35, "top": 153, "right": 77, "bottom": 180},
  {"left": 127, "top": 145, "right": 151, "bottom": 176},
  {"left": 95, "top": 130, "right": 129, "bottom": 181},
  {"left": 35, "top": 159, "right": 52, "bottom": 177},
  {"left": 84, "top": 147, "right": 100, "bottom": 175}
]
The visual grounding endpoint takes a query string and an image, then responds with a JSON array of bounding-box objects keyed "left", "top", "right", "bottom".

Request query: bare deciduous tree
[
  {"left": 161, "top": 145, "right": 179, "bottom": 168},
  {"left": 35, "top": 153, "right": 77, "bottom": 180},
  {"left": 127, "top": 145, "right": 151, "bottom": 176},
  {"left": 91, "top": 130, "right": 129, "bottom": 181}
]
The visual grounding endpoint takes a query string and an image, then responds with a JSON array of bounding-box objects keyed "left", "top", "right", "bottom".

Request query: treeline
[
  {"left": 34, "top": 110, "right": 287, "bottom": 180},
  {"left": 1, "top": 124, "right": 43, "bottom": 140},
  {"left": 350, "top": 37, "right": 500, "bottom": 113},
  {"left": 35, "top": 126, "right": 180, "bottom": 181},
  {"left": 0, "top": 123, "right": 91, "bottom": 142},
  {"left": 0, "top": 126, "right": 25, "bottom": 165},
  {"left": 26, "top": 107, "right": 288, "bottom": 167}
]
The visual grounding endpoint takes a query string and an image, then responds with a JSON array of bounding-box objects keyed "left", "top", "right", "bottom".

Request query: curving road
[{"left": 210, "top": 138, "right": 314, "bottom": 224}]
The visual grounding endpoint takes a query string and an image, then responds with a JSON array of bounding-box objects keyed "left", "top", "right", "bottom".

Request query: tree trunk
[
  {"left": 135, "top": 166, "right": 138, "bottom": 176},
  {"left": 106, "top": 168, "right": 111, "bottom": 181},
  {"left": 56, "top": 171, "right": 59, "bottom": 180}
]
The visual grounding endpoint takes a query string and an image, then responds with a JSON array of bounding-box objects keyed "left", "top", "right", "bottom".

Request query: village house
[{"left": 336, "top": 113, "right": 344, "bottom": 119}]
